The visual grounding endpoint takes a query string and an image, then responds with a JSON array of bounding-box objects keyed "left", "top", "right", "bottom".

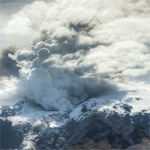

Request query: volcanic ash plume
[{"left": 0, "top": 0, "right": 150, "bottom": 112}]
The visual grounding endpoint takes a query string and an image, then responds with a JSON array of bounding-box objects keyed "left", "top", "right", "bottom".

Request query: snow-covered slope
[
  {"left": 0, "top": 86, "right": 150, "bottom": 149},
  {"left": 1, "top": 86, "right": 149, "bottom": 126},
  {"left": 70, "top": 89, "right": 150, "bottom": 121}
]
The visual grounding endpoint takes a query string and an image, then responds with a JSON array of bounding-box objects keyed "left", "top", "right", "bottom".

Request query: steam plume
[{"left": 0, "top": 0, "right": 150, "bottom": 111}]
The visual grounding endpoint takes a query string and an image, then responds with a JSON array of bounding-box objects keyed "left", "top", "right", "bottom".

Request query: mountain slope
[{"left": 0, "top": 89, "right": 150, "bottom": 150}]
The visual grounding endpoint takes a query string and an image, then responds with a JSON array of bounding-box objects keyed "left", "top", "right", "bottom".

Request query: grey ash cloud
[
  {"left": 0, "top": 45, "right": 19, "bottom": 77},
  {"left": 0, "top": 0, "right": 150, "bottom": 111}
]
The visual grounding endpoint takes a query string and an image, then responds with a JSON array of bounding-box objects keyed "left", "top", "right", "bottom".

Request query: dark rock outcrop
[
  {"left": 33, "top": 112, "right": 150, "bottom": 150},
  {"left": 61, "top": 113, "right": 150, "bottom": 149},
  {"left": 0, "top": 119, "right": 23, "bottom": 149}
]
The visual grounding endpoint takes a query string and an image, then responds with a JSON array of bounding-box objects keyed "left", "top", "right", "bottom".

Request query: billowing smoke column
[{"left": 0, "top": 0, "right": 150, "bottom": 111}]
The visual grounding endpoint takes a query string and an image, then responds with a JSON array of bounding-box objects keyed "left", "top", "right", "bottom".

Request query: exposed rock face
[
  {"left": 126, "top": 139, "right": 150, "bottom": 150},
  {"left": 62, "top": 113, "right": 150, "bottom": 149},
  {"left": 0, "top": 119, "right": 23, "bottom": 149},
  {"left": 1, "top": 114, "right": 150, "bottom": 150},
  {"left": 0, "top": 101, "right": 149, "bottom": 150}
]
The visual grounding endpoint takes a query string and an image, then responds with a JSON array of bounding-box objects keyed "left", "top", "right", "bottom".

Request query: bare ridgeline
[{"left": 0, "top": 0, "right": 150, "bottom": 149}]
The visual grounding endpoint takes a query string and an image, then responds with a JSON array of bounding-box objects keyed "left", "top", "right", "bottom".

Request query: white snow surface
[
  {"left": 1, "top": 84, "right": 149, "bottom": 127},
  {"left": 70, "top": 87, "right": 150, "bottom": 121},
  {"left": 2, "top": 100, "right": 66, "bottom": 128}
]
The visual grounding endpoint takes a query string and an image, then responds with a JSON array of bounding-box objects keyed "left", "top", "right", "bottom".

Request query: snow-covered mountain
[
  {"left": 1, "top": 88, "right": 150, "bottom": 149},
  {"left": 0, "top": 0, "right": 150, "bottom": 149}
]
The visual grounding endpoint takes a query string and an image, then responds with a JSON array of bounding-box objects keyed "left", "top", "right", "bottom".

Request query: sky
[
  {"left": 0, "top": 0, "right": 35, "bottom": 23},
  {"left": 0, "top": 0, "right": 50, "bottom": 48},
  {"left": 0, "top": 0, "right": 33, "bottom": 48}
]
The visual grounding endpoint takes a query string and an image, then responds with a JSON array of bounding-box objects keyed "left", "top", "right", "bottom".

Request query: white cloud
[{"left": 0, "top": 0, "right": 150, "bottom": 111}]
